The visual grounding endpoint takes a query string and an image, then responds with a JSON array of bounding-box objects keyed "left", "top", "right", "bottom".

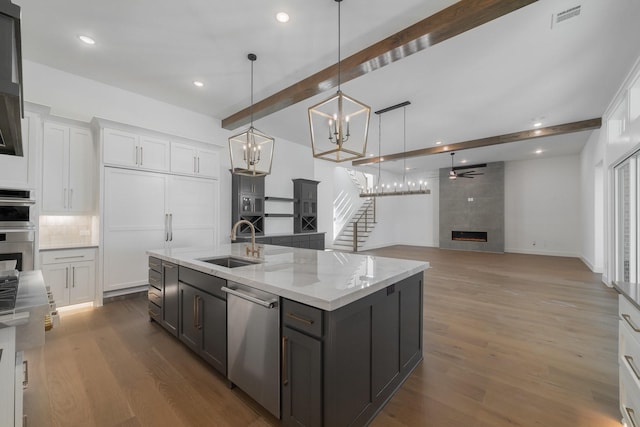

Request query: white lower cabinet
[
  {"left": 620, "top": 294, "right": 640, "bottom": 427},
  {"left": 41, "top": 248, "right": 96, "bottom": 307},
  {"left": 103, "top": 168, "right": 217, "bottom": 293},
  {"left": 0, "top": 327, "right": 24, "bottom": 427}
]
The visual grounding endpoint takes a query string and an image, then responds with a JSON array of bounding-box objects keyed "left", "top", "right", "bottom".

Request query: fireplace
[{"left": 452, "top": 231, "right": 487, "bottom": 242}]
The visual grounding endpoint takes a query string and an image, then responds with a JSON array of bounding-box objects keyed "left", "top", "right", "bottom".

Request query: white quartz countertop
[
  {"left": 147, "top": 244, "right": 429, "bottom": 311},
  {"left": 0, "top": 270, "right": 49, "bottom": 350}
]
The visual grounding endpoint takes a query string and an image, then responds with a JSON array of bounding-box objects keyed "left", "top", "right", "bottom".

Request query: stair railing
[{"left": 352, "top": 198, "right": 376, "bottom": 252}]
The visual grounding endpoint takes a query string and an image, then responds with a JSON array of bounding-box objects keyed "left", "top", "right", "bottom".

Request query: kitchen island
[{"left": 147, "top": 244, "right": 429, "bottom": 427}]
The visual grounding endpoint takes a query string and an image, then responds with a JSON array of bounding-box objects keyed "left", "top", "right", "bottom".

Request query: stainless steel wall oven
[{"left": 0, "top": 189, "right": 35, "bottom": 271}]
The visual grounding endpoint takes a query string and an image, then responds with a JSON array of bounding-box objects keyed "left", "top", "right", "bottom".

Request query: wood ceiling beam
[
  {"left": 221, "top": 0, "right": 538, "bottom": 130},
  {"left": 351, "top": 118, "right": 602, "bottom": 166}
]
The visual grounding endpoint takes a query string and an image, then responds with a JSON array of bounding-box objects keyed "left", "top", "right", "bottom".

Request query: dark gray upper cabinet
[
  {"left": 232, "top": 173, "right": 265, "bottom": 236},
  {"left": 293, "top": 179, "right": 319, "bottom": 234}
]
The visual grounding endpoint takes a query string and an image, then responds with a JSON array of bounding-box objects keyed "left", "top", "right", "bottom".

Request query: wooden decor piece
[
  {"left": 352, "top": 118, "right": 602, "bottom": 166},
  {"left": 221, "top": 0, "right": 538, "bottom": 130}
]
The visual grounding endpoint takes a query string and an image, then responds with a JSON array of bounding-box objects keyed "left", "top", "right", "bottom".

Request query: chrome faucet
[{"left": 231, "top": 219, "right": 260, "bottom": 257}]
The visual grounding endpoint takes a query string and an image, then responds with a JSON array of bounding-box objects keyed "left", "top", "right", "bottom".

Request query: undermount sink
[{"left": 198, "top": 256, "right": 261, "bottom": 268}]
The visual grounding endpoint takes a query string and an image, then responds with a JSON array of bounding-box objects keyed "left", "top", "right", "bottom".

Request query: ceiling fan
[{"left": 448, "top": 152, "right": 484, "bottom": 180}]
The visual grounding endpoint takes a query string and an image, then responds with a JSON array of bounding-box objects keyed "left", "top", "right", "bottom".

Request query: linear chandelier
[{"left": 360, "top": 101, "right": 430, "bottom": 198}]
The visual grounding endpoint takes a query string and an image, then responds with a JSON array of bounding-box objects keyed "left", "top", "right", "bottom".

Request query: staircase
[
  {"left": 333, "top": 199, "right": 375, "bottom": 251},
  {"left": 333, "top": 195, "right": 377, "bottom": 252}
]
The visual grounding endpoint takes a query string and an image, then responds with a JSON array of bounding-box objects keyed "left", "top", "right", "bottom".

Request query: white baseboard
[
  {"left": 103, "top": 285, "right": 148, "bottom": 300},
  {"left": 504, "top": 248, "right": 580, "bottom": 258}
]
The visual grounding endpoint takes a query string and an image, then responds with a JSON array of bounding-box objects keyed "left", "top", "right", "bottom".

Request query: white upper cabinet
[
  {"left": 42, "top": 122, "right": 95, "bottom": 214},
  {"left": 170, "top": 141, "right": 219, "bottom": 179},
  {"left": 0, "top": 110, "right": 39, "bottom": 190},
  {"left": 103, "top": 128, "right": 169, "bottom": 172}
]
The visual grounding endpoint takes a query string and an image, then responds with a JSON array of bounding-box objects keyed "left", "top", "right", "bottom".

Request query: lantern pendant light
[
  {"left": 308, "top": 0, "right": 370, "bottom": 162},
  {"left": 229, "top": 53, "right": 275, "bottom": 176}
]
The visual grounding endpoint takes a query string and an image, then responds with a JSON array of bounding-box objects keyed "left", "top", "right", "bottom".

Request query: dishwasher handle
[{"left": 222, "top": 286, "right": 278, "bottom": 309}]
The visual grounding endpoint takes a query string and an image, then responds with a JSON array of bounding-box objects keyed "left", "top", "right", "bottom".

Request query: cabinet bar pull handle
[
  {"left": 286, "top": 312, "right": 314, "bottom": 325},
  {"left": 23, "top": 360, "right": 28, "bottom": 387},
  {"left": 140, "top": 146, "right": 144, "bottom": 165},
  {"left": 626, "top": 407, "right": 638, "bottom": 427},
  {"left": 164, "top": 264, "right": 176, "bottom": 269},
  {"left": 69, "top": 188, "right": 73, "bottom": 209},
  {"left": 65, "top": 267, "right": 69, "bottom": 289},
  {"left": 135, "top": 146, "right": 139, "bottom": 165},
  {"left": 164, "top": 214, "right": 169, "bottom": 242},
  {"left": 625, "top": 355, "right": 640, "bottom": 381},
  {"left": 282, "top": 336, "right": 288, "bottom": 386},
  {"left": 169, "top": 213, "right": 173, "bottom": 241},
  {"left": 193, "top": 295, "right": 198, "bottom": 329},
  {"left": 54, "top": 255, "right": 84, "bottom": 260},
  {"left": 72, "top": 266, "right": 76, "bottom": 288},
  {"left": 623, "top": 314, "right": 640, "bottom": 332},
  {"left": 222, "top": 287, "right": 277, "bottom": 309},
  {"left": 197, "top": 156, "right": 200, "bottom": 173}
]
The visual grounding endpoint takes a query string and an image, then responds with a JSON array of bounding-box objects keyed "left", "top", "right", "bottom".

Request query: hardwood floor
[{"left": 24, "top": 246, "right": 620, "bottom": 426}]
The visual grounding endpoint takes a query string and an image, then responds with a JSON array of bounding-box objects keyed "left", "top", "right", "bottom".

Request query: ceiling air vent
[{"left": 552, "top": 5, "right": 581, "bottom": 27}]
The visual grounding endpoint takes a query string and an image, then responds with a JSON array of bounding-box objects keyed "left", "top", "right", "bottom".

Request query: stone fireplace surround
[{"left": 439, "top": 161, "right": 504, "bottom": 253}]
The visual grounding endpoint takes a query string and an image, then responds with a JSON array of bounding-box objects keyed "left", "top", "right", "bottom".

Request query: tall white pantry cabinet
[{"left": 96, "top": 121, "right": 220, "bottom": 296}]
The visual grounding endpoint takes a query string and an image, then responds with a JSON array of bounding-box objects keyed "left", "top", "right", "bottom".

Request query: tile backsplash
[{"left": 39, "top": 215, "right": 99, "bottom": 248}]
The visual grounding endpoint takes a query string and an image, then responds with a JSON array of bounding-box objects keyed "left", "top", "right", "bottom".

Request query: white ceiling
[{"left": 15, "top": 0, "right": 640, "bottom": 174}]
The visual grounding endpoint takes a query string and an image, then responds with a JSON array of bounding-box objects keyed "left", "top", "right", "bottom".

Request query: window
[{"left": 615, "top": 153, "right": 639, "bottom": 283}]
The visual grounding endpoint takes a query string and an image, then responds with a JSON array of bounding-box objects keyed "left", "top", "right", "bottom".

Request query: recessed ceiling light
[
  {"left": 78, "top": 35, "right": 95, "bottom": 45},
  {"left": 193, "top": 80, "right": 204, "bottom": 88},
  {"left": 533, "top": 122, "right": 542, "bottom": 127},
  {"left": 460, "top": 160, "right": 468, "bottom": 164},
  {"left": 276, "top": 12, "right": 290, "bottom": 23},
  {"left": 435, "top": 141, "right": 442, "bottom": 145},
  {"left": 369, "top": 153, "right": 374, "bottom": 157},
  {"left": 535, "top": 149, "right": 543, "bottom": 154}
]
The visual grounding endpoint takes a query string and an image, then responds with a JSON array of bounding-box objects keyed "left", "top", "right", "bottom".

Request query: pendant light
[
  {"left": 360, "top": 102, "right": 430, "bottom": 197},
  {"left": 229, "top": 53, "right": 275, "bottom": 176},
  {"left": 308, "top": 0, "right": 370, "bottom": 163},
  {"left": 449, "top": 153, "right": 457, "bottom": 180}
]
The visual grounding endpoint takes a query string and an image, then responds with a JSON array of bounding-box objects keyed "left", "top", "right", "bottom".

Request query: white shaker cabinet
[
  {"left": 42, "top": 122, "right": 95, "bottom": 214},
  {"left": 0, "top": 110, "right": 39, "bottom": 190},
  {"left": 102, "top": 168, "right": 217, "bottom": 293},
  {"left": 167, "top": 175, "right": 217, "bottom": 248},
  {"left": 103, "top": 168, "right": 167, "bottom": 293},
  {"left": 170, "top": 142, "right": 220, "bottom": 179},
  {"left": 103, "top": 128, "right": 170, "bottom": 172},
  {"left": 41, "top": 248, "right": 96, "bottom": 307},
  {"left": 0, "top": 327, "right": 24, "bottom": 427}
]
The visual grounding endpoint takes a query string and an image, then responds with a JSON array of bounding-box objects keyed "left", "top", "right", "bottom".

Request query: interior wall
[
  {"left": 263, "top": 141, "right": 315, "bottom": 235},
  {"left": 579, "top": 129, "right": 606, "bottom": 272},
  {"left": 23, "top": 60, "right": 319, "bottom": 244},
  {"left": 505, "top": 155, "right": 581, "bottom": 257},
  {"left": 23, "top": 60, "right": 225, "bottom": 145},
  {"left": 360, "top": 170, "right": 439, "bottom": 250}
]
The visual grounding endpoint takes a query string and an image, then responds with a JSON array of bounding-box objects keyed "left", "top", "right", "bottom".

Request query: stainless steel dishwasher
[{"left": 223, "top": 281, "right": 280, "bottom": 418}]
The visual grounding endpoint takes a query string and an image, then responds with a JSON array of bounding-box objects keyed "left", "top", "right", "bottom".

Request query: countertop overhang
[{"left": 147, "top": 244, "right": 429, "bottom": 311}]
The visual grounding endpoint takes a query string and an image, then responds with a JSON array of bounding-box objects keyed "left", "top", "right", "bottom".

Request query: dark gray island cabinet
[
  {"left": 146, "top": 246, "right": 427, "bottom": 427},
  {"left": 282, "top": 273, "right": 423, "bottom": 427}
]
